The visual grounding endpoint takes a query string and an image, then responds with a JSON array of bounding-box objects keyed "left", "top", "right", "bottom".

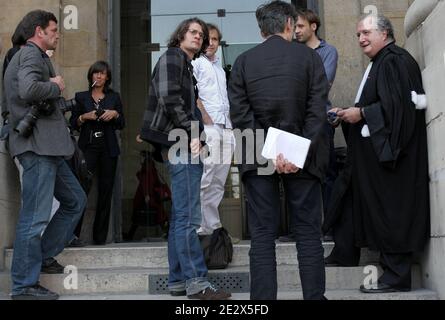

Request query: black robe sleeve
[{"left": 362, "top": 54, "right": 417, "bottom": 166}]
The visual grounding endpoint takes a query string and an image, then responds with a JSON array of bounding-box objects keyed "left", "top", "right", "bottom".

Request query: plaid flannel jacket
[{"left": 140, "top": 47, "right": 203, "bottom": 148}]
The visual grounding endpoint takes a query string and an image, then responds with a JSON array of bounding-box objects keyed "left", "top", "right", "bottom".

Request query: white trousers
[{"left": 198, "top": 124, "right": 234, "bottom": 235}]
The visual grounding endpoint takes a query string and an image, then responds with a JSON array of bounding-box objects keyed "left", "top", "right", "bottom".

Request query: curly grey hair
[{"left": 359, "top": 13, "right": 395, "bottom": 41}]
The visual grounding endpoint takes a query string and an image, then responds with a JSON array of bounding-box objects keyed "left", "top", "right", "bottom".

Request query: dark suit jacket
[
  {"left": 228, "top": 35, "right": 329, "bottom": 180},
  {"left": 70, "top": 90, "right": 125, "bottom": 157}
]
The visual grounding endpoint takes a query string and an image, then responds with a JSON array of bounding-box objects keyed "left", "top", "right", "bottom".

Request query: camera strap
[{"left": 44, "top": 57, "right": 56, "bottom": 78}]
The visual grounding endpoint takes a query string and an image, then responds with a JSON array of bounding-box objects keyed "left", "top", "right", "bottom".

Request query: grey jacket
[{"left": 4, "top": 42, "right": 74, "bottom": 158}]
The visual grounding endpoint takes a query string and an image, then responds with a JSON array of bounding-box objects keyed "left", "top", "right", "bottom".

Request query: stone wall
[
  {"left": 404, "top": 0, "right": 445, "bottom": 299},
  {"left": 0, "top": 0, "right": 108, "bottom": 98}
]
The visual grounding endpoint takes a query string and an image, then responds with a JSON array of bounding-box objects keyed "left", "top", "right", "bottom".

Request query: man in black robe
[{"left": 323, "top": 13, "right": 430, "bottom": 293}]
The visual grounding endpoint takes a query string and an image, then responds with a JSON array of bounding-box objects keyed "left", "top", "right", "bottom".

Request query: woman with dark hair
[
  {"left": 2, "top": 21, "right": 28, "bottom": 144},
  {"left": 2, "top": 21, "right": 27, "bottom": 122},
  {"left": 70, "top": 60, "right": 125, "bottom": 245},
  {"left": 2, "top": 21, "right": 27, "bottom": 79}
]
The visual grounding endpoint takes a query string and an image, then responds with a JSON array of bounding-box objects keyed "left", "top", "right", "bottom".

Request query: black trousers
[
  {"left": 74, "top": 140, "right": 117, "bottom": 244},
  {"left": 244, "top": 171, "right": 326, "bottom": 300},
  {"left": 328, "top": 188, "right": 361, "bottom": 266},
  {"left": 328, "top": 190, "right": 413, "bottom": 289},
  {"left": 322, "top": 123, "right": 338, "bottom": 218},
  {"left": 287, "top": 124, "right": 337, "bottom": 237},
  {"left": 379, "top": 252, "right": 413, "bottom": 289}
]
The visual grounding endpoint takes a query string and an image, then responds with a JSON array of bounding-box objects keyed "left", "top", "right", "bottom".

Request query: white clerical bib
[{"left": 355, "top": 62, "right": 373, "bottom": 104}]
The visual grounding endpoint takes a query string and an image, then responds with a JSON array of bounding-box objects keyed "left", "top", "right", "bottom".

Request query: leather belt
[{"left": 93, "top": 131, "right": 104, "bottom": 138}]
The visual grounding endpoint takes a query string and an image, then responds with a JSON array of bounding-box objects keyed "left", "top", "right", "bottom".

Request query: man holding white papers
[{"left": 228, "top": 1, "right": 329, "bottom": 300}]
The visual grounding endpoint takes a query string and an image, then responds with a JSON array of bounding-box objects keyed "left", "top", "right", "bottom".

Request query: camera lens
[
  {"left": 65, "top": 98, "right": 77, "bottom": 112},
  {"left": 14, "top": 106, "right": 40, "bottom": 138}
]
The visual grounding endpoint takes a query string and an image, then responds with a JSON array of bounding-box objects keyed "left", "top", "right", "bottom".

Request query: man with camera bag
[{"left": 4, "top": 10, "right": 86, "bottom": 300}]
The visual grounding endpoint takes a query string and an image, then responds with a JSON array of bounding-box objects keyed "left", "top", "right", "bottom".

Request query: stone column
[{"left": 405, "top": 0, "right": 445, "bottom": 299}]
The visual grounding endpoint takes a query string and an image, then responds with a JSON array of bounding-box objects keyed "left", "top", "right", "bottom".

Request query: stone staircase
[{"left": 0, "top": 242, "right": 438, "bottom": 300}]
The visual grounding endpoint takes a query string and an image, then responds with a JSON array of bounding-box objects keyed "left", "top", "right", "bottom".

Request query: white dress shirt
[{"left": 192, "top": 54, "right": 232, "bottom": 129}]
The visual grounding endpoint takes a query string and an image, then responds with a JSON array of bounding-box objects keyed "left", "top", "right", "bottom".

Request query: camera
[
  {"left": 14, "top": 97, "right": 77, "bottom": 138},
  {"left": 95, "top": 107, "right": 106, "bottom": 119}
]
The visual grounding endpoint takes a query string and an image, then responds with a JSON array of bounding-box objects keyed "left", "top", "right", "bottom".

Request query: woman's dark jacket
[{"left": 70, "top": 90, "right": 125, "bottom": 157}]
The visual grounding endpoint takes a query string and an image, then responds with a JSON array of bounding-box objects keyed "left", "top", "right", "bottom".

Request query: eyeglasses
[{"left": 188, "top": 29, "right": 205, "bottom": 39}]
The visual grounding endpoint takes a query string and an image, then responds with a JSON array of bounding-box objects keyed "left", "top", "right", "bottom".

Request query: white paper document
[{"left": 261, "top": 127, "right": 311, "bottom": 169}]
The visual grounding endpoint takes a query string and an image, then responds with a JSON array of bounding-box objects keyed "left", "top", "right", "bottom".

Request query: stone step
[
  {"left": 0, "top": 265, "right": 423, "bottom": 296},
  {"left": 0, "top": 289, "right": 438, "bottom": 300},
  {"left": 3, "top": 241, "right": 380, "bottom": 270}
]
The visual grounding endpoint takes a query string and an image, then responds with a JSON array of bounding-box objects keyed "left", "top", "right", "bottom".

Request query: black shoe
[
  {"left": 170, "top": 290, "right": 186, "bottom": 297},
  {"left": 278, "top": 234, "right": 296, "bottom": 242},
  {"left": 323, "top": 234, "right": 334, "bottom": 242},
  {"left": 188, "top": 285, "right": 231, "bottom": 300},
  {"left": 11, "top": 284, "right": 59, "bottom": 300},
  {"left": 41, "top": 258, "right": 65, "bottom": 274},
  {"left": 359, "top": 283, "right": 411, "bottom": 294},
  {"left": 68, "top": 238, "right": 86, "bottom": 247}
]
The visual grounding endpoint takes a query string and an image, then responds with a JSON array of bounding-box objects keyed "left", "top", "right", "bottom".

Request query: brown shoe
[{"left": 188, "top": 285, "right": 231, "bottom": 300}]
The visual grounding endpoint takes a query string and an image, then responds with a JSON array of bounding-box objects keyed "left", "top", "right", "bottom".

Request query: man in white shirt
[{"left": 192, "top": 23, "right": 234, "bottom": 237}]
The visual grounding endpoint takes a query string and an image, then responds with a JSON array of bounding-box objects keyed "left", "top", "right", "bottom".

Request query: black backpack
[{"left": 200, "top": 227, "right": 233, "bottom": 270}]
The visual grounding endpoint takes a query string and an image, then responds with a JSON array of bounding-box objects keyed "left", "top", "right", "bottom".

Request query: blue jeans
[
  {"left": 11, "top": 152, "right": 87, "bottom": 295},
  {"left": 165, "top": 153, "right": 210, "bottom": 295}
]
